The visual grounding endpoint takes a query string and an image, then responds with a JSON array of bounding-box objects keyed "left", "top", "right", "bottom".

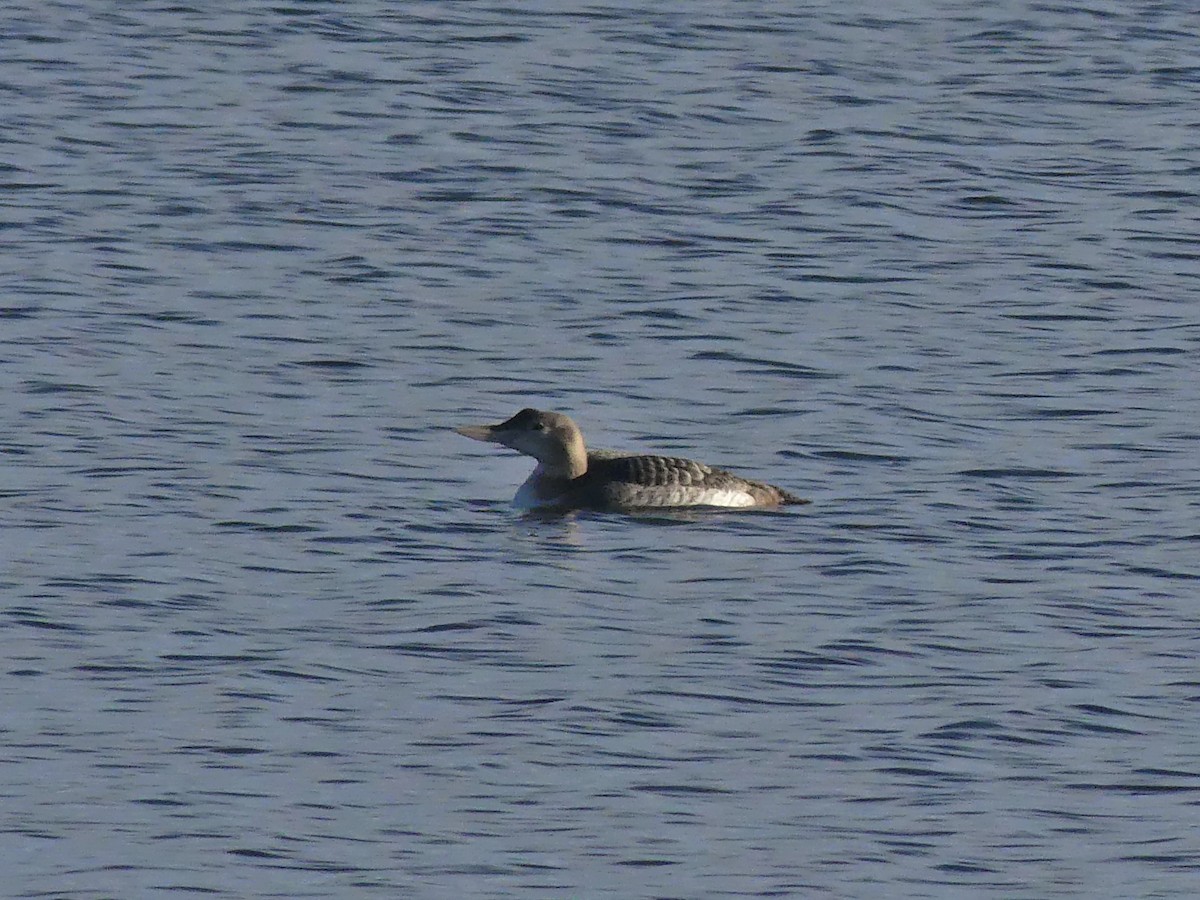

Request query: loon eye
[{"left": 534, "top": 423, "right": 548, "bottom": 432}]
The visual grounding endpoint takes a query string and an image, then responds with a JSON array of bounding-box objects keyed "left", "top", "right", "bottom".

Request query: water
[{"left": 3, "top": 1, "right": 1199, "bottom": 897}]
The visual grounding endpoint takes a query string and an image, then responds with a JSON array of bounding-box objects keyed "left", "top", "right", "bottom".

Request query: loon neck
[
  {"left": 516, "top": 452, "right": 585, "bottom": 509},
  {"left": 543, "top": 427, "right": 588, "bottom": 480}
]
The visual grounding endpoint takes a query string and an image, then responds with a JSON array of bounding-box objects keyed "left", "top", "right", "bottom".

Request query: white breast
[
  {"left": 512, "top": 463, "right": 557, "bottom": 510},
  {"left": 625, "top": 486, "right": 759, "bottom": 508}
]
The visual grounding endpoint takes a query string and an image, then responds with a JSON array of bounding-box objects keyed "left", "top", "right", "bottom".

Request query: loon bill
[{"left": 454, "top": 407, "right": 808, "bottom": 511}]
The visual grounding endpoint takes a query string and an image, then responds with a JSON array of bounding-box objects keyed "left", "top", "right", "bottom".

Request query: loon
[{"left": 455, "top": 408, "right": 808, "bottom": 511}]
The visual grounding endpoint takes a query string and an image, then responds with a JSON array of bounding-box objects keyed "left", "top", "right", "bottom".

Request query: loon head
[{"left": 455, "top": 408, "right": 587, "bottom": 476}]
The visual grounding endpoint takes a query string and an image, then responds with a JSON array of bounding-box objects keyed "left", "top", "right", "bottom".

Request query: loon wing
[{"left": 582, "top": 454, "right": 799, "bottom": 509}]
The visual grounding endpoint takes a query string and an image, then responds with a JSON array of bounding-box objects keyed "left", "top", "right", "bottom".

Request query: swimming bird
[{"left": 455, "top": 408, "right": 807, "bottom": 511}]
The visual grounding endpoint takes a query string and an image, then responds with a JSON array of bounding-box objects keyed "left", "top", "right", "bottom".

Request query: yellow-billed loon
[{"left": 455, "top": 408, "right": 807, "bottom": 511}]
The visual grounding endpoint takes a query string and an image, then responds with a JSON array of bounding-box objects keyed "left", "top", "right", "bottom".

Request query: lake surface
[{"left": 3, "top": 1, "right": 1199, "bottom": 897}]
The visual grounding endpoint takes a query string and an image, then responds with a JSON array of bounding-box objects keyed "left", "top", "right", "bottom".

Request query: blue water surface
[{"left": 2, "top": 1, "right": 1199, "bottom": 897}]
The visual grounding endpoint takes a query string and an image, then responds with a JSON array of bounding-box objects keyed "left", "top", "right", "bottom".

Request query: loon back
[
  {"left": 579, "top": 453, "right": 805, "bottom": 509},
  {"left": 454, "top": 407, "right": 807, "bottom": 511}
]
